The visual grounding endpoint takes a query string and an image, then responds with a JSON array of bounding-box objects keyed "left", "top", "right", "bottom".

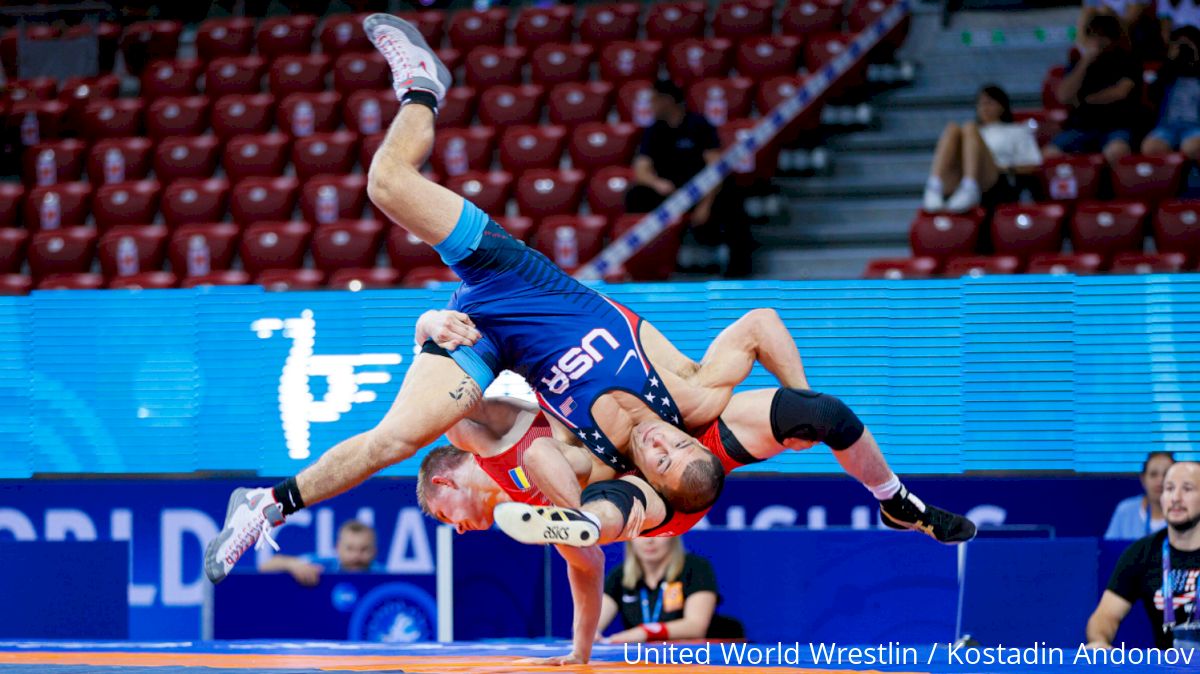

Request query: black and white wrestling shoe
[
  {"left": 493, "top": 502, "right": 601, "bottom": 548},
  {"left": 880, "top": 486, "right": 977, "bottom": 544}
]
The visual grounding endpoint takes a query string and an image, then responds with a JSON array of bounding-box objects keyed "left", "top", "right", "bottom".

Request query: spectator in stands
[
  {"left": 1078, "top": 0, "right": 1163, "bottom": 61},
  {"left": 625, "top": 78, "right": 753, "bottom": 278},
  {"left": 1160, "top": 0, "right": 1200, "bottom": 46},
  {"left": 1141, "top": 27, "right": 1200, "bottom": 161},
  {"left": 1105, "top": 451, "right": 1175, "bottom": 540},
  {"left": 922, "top": 85, "right": 1042, "bottom": 212},
  {"left": 260, "top": 520, "right": 382, "bottom": 586},
  {"left": 1086, "top": 461, "right": 1200, "bottom": 650},
  {"left": 1045, "top": 14, "right": 1140, "bottom": 165},
  {"left": 597, "top": 536, "right": 743, "bottom": 643}
]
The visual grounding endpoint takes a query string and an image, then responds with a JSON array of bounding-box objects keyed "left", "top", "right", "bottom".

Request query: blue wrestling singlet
[{"left": 437, "top": 200, "right": 683, "bottom": 473}]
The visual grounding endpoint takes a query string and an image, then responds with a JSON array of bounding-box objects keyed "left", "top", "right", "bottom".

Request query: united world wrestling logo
[{"left": 348, "top": 582, "right": 438, "bottom": 643}]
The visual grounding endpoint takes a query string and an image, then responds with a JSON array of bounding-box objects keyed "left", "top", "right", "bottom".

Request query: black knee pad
[
  {"left": 581, "top": 479, "right": 647, "bottom": 526},
  {"left": 770, "top": 388, "right": 865, "bottom": 451}
]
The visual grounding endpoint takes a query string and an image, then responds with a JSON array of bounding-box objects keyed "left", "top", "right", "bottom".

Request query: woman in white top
[{"left": 923, "top": 85, "right": 1043, "bottom": 213}]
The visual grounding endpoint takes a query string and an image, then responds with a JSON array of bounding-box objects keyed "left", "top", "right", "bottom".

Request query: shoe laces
[
  {"left": 224, "top": 506, "right": 280, "bottom": 565},
  {"left": 376, "top": 29, "right": 413, "bottom": 81}
]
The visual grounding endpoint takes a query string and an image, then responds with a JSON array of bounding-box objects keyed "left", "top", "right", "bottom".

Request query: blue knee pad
[{"left": 433, "top": 199, "right": 488, "bottom": 265}]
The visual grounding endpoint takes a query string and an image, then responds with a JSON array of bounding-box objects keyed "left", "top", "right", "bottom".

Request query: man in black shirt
[
  {"left": 625, "top": 78, "right": 754, "bottom": 278},
  {"left": 1087, "top": 461, "right": 1200, "bottom": 649}
]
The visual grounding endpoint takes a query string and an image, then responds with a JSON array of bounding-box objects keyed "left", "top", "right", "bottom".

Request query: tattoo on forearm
[{"left": 448, "top": 376, "right": 481, "bottom": 408}]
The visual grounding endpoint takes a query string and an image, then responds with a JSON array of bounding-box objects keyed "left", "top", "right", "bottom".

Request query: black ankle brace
[
  {"left": 272, "top": 477, "right": 305, "bottom": 516},
  {"left": 401, "top": 90, "right": 439, "bottom": 117}
]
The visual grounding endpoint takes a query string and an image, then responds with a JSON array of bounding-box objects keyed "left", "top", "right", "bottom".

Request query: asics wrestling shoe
[
  {"left": 880, "top": 486, "right": 976, "bottom": 544},
  {"left": 494, "top": 502, "right": 601, "bottom": 548},
  {"left": 363, "top": 13, "right": 452, "bottom": 104},
  {"left": 204, "top": 487, "right": 285, "bottom": 584}
]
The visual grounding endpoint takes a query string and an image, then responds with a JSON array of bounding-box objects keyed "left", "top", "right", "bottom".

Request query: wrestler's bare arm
[{"left": 444, "top": 397, "right": 540, "bottom": 456}]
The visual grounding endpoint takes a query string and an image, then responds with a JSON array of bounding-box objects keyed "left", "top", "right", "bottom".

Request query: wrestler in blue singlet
[{"left": 433, "top": 199, "right": 682, "bottom": 473}]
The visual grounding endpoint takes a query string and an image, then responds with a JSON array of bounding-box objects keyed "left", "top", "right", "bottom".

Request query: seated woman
[
  {"left": 598, "top": 536, "right": 743, "bottom": 643},
  {"left": 922, "top": 85, "right": 1043, "bottom": 213},
  {"left": 1142, "top": 26, "right": 1200, "bottom": 161}
]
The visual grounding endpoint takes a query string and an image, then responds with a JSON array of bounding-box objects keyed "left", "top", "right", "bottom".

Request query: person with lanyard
[
  {"left": 597, "top": 536, "right": 740, "bottom": 643},
  {"left": 1087, "top": 461, "right": 1200, "bottom": 650},
  {"left": 1105, "top": 452, "right": 1175, "bottom": 540}
]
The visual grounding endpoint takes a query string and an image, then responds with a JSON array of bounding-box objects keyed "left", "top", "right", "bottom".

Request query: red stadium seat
[
  {"left": 256, "top": 268, "right": 325, "bottom": 291},
  {"left": 1110, "top": 251, "right": 1187, "bottom": 274},
  {"left": 6, "top": 77, "right": 56, "bottom": 103},
  {"left": 718, "top": 118, "right": 780, "bottom": 185},
  {"left": 97, "top": 224, "right": 168, "bottom": 278},
  {"left": 1, "top": 26, "right": 59, "bottom": 80},
  {"left": 579, "top": 3, "right": 641, "bottom": 45},
  {"left": 395, "top": 10, "right": 447, "bottom": 49},
  {"left": 991, "top": 203, "right": 1068, "bottom": 265},
  {"left": 196, "top": 17, "right": 256, "bottom": 61},
  {"left": 942, "top": 255, "right": 1021, "bottom": 277},
  {"left": 107, "top": 271, "right": 178, "bottom": 289},
  {"left": 257, "top": 15, "right": 317, "bottom": 58},
  {"left": 8, "top": 100, "right": 68, "bottom": 144},
  {"left": 387, "top": 226, "right": 443, "bottom": 271},
  {"left": 908, "top": 211, "right": 982, "bottom": 270},
  {"left": 58, "top": 75, "right": 120, "bottom": 131},
  {"left": 120, "top": 21, "right": 183, "bottom": 77},
  {"left": 169, "top": 222, "right": 241, "bottom": 276},
  {"left": 23, "top": 139, "right": 87, "bottom": 187},
  {"left": 93, "top": 181, "right": 162, "bottom": 232},
  {"left": 0, "top": 228, "right": 28, "bottom": 274},
  {"left": 205, "top": 56, "right": 267, "bottom": 98},
  {"left": 402, "top": 265, "right": 460, "bottom": 287},
  {"left": 222, "top": 133, "right": 292, "bottom": 182},
  {"left": 1025, "top": 252, "right": 1103, "bottom": 275},
  {"left": 568, "top": 122, "right": 639, "bottom": 173},
  {"left": 1153, "top": 200, "right": 1200, "bottom": 266},
  {"left": 516, "top": 6, "right": 575, "bottom": 47},
  {"left": 82, "top": 99, "right": 145, "bottom": 140},
  {"left": 300, "top": 174, "right": 368, "bottom": 225},
  {"left": 241, "top": 220, "right": 313, "bottom": 275},
  {"left": 532, "top": 214, "right": 608, "bottom": 272},
  {"left": 230, "top": 176, "right": 300, "bottom": 227},
  {"left": 530, "top": 43, "right": 595, "bottom": 86},
  {"left": 516, "top": 169, "right": 587, "bottom": 223},
  {"left": 848, "top": 0, "right": 895, "bottom": 32},
  {"left": 439, "top": 86, "right": 477, "bottom": 129},
  {"left": 161, "top": 178, "right": 230, "bottom": 227},
  {"left": 319, "top": 14, "right": 371, "bottom": 54},
  {"left": 446, "top": 171, "right": 514, "bottom": 215},
  {"left": 1042, "top": 65, "right": 1067, "bottom": 110},
  {"left": 0, "top": 274, "right": 32, "bottom": 295},
  {"left": 1070, "top": 200, "right": 1148, "bottom": 265},
  {"left": 464, "top": 45, "right": 528, "bottom": 89},
  {"left": 736, "top": 35, "right": 804, "bottom": 79},
  {"left": 180, "top": 270, "right": 252, "bottom": 287},
  {"left": 499, "top": 125, "right": 567, "bottom": 173},
  {"left": 437, "top": 47, "right": 464, "bottom": 77},
  {"left": 141, "top": 58, "right": 202, "bottom": 99},
  {"left": 1012, "top": 108, "right": 1067, "bottom": 148},
  {"left": 615, "top": 80, "right": 657, "bottom": 127},
  {"left": 154, "top": 135, "right": 221, "bottom": 184},
  {"left": 328, "top": 267, "right": 401, "bottom": 289},
  {"left": 311, "top": 219, "right": 385, "bottom": 272},
  {"left": 0, "top": 183, "right": 23, "bottom": 227},
  {"left": 430, "top": 127, "right": 496, "bottom": 178},
  {"left": 600, "top": 41, "right": 663, "bottom": 84},
  {"left": 588, "top": 166, "right": 635, "bottom": 220},
  {"left": 25, "top": 183, "right": 92, "bottom": 231},
  {"left": 862, "top": 256, "right": 938, "bottom": 279},
  {"left": 28, "top": 227, "right": 97, "bottom": 278},
  {"left": 292, "top": 130, "right": 360, "bottom": 181},
  {"left": 611, "top": 213, "right": 685, "bottom": 280},
  {"left": 1038, "top": 154, "right": 1106, "bottom": 202},
  {"left": 448, "top": 8, "right": 509, "bottom": 50},
  {"left": 344, "top": 89, "right": 399, "bottom": 135},
  {"left": 88, "top": 137, "right": 154, "bottom": 185},
  {"left": 805, "top": 32, "right": 855, "bottom": 73},
  {"left": 268, "top": 54, "right": 332, "bottom": 98},
  {"left": 1111, "top": 154, "right": 1187, "bottom": 203},
  {"left": 714, "top": 0, "right": 775, "bottom": 38},
  {"left": 495, "top": 216, "right": 536, "bottom": 242},
  {"left": 146, "top": 95, "right": 211, "bottom": 139},
  {"left": 687, "top": 77, "right": 753, "bottom": 127},
  {"left": 781, "top": 0, "right": 843, "bottom": 36},
  {"left": 37, "top": 273, "right": 105, "bottom": 290},
  {"left": 548, "top": 81, "right": 614, "bottom": 127},
  {"left": 278, "top": 91, "right": 342, "bottom": 137},
  {"left": 333, "top": 52, "right": 390, "bottom": 95},
  {"left": 211, "top": 93, "right": 275, "bottom": 140},
  {"left": 645, "top": 2, "right": 707, "bottom": 42},
  {"left": 479, "top": 84, "right": 547, "bottom": 127},
  {"left": 360, "top": 132, "right": 385, "bottom": 171}
]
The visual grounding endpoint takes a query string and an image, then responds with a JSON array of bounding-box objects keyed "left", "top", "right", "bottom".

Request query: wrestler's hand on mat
[
  {"left": 415, "top": 310, "right": 481, "bottom": 350},
  {"left": 515, "top": 652, "right": 586, "bottom": 666}
]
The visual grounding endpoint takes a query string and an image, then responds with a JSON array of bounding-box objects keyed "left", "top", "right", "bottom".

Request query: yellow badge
[{"left": 663, "top": 581, "right": 685, "bottom": 613}]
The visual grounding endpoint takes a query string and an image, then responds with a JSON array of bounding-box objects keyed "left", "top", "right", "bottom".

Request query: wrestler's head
[
  {"left": 1162, "top": 461, "right": 1200, "bottom": 533},
  {"left": 417, "top": 445, "right": 501, "bottom": 534},
  {"left": 629, "top": 420, "right": 724, "bottom": 514}
]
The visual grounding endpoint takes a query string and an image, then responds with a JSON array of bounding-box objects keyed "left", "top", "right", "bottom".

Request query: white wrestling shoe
[
  {"left": 203, "top": 487, "right": 285, "bottom": 584},
  {"left": 363, "top": 13, "right": 452, "bottom": 104},
  {"left": 494, "top": 502, "right": 601, "bottom": 548}
]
